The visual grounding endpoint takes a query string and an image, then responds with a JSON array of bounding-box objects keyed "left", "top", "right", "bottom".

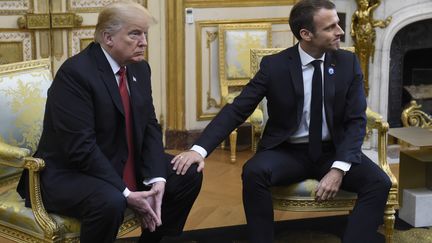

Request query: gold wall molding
[
  {"left": 0, "top": 42, "right": 23, "bottom": 65},
  {"left": 0, "top": 0, "right": 32, "bottom": 15},
  {"left": 185, "top": 0, "right": 296, "bottom": 8},
  {"left": 68, "top": 27, "right": 95, "bottom": 56},
  {"left": 39, "top": 31, "right": 50, "bottom": 58},
  {"left": 166, "top": 0, "right": 186, "bottom": 131},
  {"left": 51, "top": 12, "right": 83, "bottom": 29},
  {"left": 67, "top": 0, "right": 147, "bottom": 12},
  {"left": 18, "top": 13, "right": 83, "bottom": 29},
  {"left": 0, "top": 31, "right": 34, "bottom": 64},
  {"left": 195, "top": 18, "right": 288, "bottom": 121},
  {"left": 19, "top": 14, "right": 50, "bottom": 29}
]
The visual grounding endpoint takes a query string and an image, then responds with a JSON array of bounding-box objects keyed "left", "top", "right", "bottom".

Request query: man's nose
[
  {"left": 336, "top": 24, "right": 344, "bottom": 36},
  {"left": 138, "top": 34, "right": 147, "bottom": 46}
]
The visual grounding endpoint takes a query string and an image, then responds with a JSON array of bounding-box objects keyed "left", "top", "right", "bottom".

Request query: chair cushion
[
  {"left": 0, "top": 189, "right": 138, "bottom": 238},
  {"left": 271, "top": 179, "right": 357, "bottom": 200},
  {"left": 0, "top": 189, "right": 80, "bottom": 235}
]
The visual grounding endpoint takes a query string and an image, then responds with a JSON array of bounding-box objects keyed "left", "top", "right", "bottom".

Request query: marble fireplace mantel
[{"left": 368, "top": 0, "right": 432, "bottom": 123}]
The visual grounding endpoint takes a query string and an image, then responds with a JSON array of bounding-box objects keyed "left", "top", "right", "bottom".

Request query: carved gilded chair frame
[
  {"left": 0, "top": 59, "right": 139, "bottom": 243},
  {"left": 401, "top": 100, "right": 432, "bottom": 128},
  {"left": 217, "top": 23, "right": 272, "bottom": 161},
  {"left": 218, "top": 23, "right": 272, "bottom": 103},
  {"left": 0, "top": 59, "right": 51, "bottom": 187}
]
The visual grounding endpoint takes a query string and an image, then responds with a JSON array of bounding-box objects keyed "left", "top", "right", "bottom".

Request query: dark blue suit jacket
[
  {"left": 18, "top": 42, "right": 166, "bottom": 206},
  {"left": 196, "top": 44, "right": 367, "bottom": 164}
]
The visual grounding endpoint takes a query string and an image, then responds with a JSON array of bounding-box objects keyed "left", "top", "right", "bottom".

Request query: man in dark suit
[
  {"left": 17, "top": 2, "right": 202, "bottom": 243},
  {"left": 172, "top": 0, "right": 391, "bottom": 242}
]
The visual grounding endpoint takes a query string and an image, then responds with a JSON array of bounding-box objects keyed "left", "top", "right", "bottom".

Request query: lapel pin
[
  {"left": 133, "top": 76, "right": 137, "bottom": 82},
  {"left": 328, "top": 67, "right": 335, "bottom": 75}
]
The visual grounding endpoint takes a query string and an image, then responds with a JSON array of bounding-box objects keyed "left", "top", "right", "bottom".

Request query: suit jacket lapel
[
  {"left": 324, "top": 51, "right": 336, "bottom": 131},
  {"left": 125, "top": 67, "right": 142, "bottom": 126},
  {"left": 92, "top": 43, "right": 125, "bottom": 116},
  {"left": 286, "top": 45, "right": 305, "bottom": 124}
]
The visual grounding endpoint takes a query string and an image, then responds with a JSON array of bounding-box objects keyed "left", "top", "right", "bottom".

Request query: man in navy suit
[
  {"left": 173, "top": 0, "right": 391, "bottom": 242},
  {"left": 17, "top": 2, "right": 202, "bottom": 243}
]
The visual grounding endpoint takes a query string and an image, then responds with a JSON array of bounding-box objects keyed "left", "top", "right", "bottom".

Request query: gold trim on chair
[
  {"left": 0, "top": 59, "right": 140, "bottom": 242},
  {"left": 218, "top": 23, "right": 271, "bottom": 162},
  {"left": 401, "top": 100, "right": 432, "bottom": 128}
]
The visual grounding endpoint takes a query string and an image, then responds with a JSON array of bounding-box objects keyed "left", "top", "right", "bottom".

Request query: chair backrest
[
  {"left": 0, "top": 59, "right": 52, "bottom": 185},
  {"left": 218, "top": 23, "right": 272, "bottom": 105},
  {"left": 250, "top": 48, "right": 285, "bottom": 77}
]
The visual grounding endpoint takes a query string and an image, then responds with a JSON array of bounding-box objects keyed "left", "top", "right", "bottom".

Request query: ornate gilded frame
[
  {"left": 218, "top": 23, "right": 272, "bottom": 105},
  {"left": 66, "top": 0, "right": 147, "bottom": 12},
  {"left": 0, "top": 0, "right": 33, "bottom": 15},
  {"left": 196, "top": 18, "right": 287, "bottom": 120},
  {"left": 250, "top": 48, "right": 285, "bottom": 77}
]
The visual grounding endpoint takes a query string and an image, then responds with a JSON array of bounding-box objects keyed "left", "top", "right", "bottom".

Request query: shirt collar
[
  {"left": 100, "top": 45, "right": 122, "bottom": 75},
  {"left": 298, "top": 44, "right": 325, "bottom": 67}
]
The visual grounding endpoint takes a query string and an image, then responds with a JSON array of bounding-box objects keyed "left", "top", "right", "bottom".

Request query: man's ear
[
  {"left": 299, "top": 28, "right": 312, "bottom": 41},
  {"left": 102, "top": 31, "right": 114, "bottom": 47}
]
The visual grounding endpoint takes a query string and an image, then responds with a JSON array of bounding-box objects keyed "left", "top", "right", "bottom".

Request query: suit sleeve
[
  {"left": 335, "top": 53, "right": 367, "bottom": 164},
  {"left": 138, "top": 63, "right": 167, "bottom": 179},
  {"left": 49, "top": 65, "right": 126, "bottom": 191},
  {"left": 195, "top": 56, "right": 270, "bottom": 155}
]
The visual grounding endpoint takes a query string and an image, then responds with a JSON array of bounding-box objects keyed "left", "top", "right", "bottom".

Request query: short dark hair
[{"left": 289, "top": 0, "right": 336, "bottom": 40}]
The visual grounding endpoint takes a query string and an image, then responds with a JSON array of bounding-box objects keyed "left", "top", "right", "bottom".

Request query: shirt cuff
[
  {"left": 143, "top": 177, "right": 166, "bottom": 186},
  {"left": 123, "top": 187, "right": 131, "bottom": 198},
  {"left": 331, "top": 161, "right": 352, "bottom": 174},
  {"left": 191, "top": 145, "right": 207, "bottom": 158}
]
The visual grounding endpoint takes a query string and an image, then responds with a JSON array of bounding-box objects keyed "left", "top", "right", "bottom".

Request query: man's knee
[
  {"left": 376, "top": 173, "right": 392, "bottom": 194},
  {"left": 90, "top": 188, "right": 127, "bottom": 219},
  {"left": 182, "top": 163, "right": 203, "bottom": 186},
  {"left": 242, "top": 159, "right": 264, "bottom": 185}
]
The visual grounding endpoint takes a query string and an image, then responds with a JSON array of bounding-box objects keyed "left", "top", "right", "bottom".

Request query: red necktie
[
  {"left": 309, "top": 60, "right": 323, "bottom": 162},
  {"left": 118, "top": 67, "right": 137, "bottom": 191}
]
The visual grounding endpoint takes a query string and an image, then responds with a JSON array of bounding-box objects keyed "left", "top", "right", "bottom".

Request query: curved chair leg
[
  {"left": 229, "top": 129, "right": 237, "bottom": 163},
  {"left": 251, "top": 125, "right": 262, "bottom": 153},
  {"left": 383, "top": 205, "right": 395, "bottom": 243}
]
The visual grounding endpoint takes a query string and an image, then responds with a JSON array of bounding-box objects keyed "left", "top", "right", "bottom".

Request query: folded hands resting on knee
[{"left": 126, "top": 181, "right": 166, "bottom": 232}]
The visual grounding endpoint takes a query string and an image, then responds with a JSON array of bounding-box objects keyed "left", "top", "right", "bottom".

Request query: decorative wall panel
[
  {"left": 0, "top": 31, "right": 33, "bottom": 64},
  {"left": 69, "top": 28, "right": 94, "bottom": 56},
  {"left": 0, "top": 0, "right": 32, "bottom": 14},
  {"left": 67, "top": 0, "right": 147, "bottom": 12},
  {"left": 194, "top": 19, "right": 292, "bottom": 121}
]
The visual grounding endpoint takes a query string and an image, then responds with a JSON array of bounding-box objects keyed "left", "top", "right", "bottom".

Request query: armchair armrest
[
  {"left": 0, "top": 142, "right": 60, "bottom": 238},
  {"left": 365, "top": 109, "right": 398, "bottom": 205},
  {"left": 0, "top": 142, "right": 30, "bottom": 167}
]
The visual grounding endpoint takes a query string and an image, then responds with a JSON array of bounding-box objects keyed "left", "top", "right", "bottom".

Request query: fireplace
[{"left": 388, "top": 19, "right": 432, "bottom": 127}]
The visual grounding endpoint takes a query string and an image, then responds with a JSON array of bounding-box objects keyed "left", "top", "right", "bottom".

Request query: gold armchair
[
  {"left": 0, "top": 60, "right": 139, "bottom": 242},
  {"left": 218, "top": 23, "right": 272, "bottom": 162},
  {"left": 250, "top": 48, "right": 398, "bottom": 243}
]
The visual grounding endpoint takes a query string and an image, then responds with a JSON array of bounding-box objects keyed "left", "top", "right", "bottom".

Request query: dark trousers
[
  {"left": 42, "top": 154, "right": 202, "bottom": 243},
  {"left": 242, "top": 143, "right": 391, "bottom": 243}
]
